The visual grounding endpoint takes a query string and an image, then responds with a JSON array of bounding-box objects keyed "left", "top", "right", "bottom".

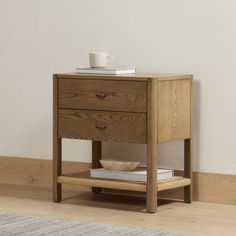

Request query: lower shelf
[{"left": 58, "top": 171, "right": 191, "bottom": 192}]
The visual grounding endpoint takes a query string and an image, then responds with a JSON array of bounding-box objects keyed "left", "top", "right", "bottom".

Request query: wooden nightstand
[{"left": 53, "top": 73, "right": 192, "bottom": 213}]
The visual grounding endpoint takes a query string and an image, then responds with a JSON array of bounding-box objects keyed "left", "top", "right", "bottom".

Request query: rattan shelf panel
[{"left": 57, "top": 171, "right": 191, "bottom": 192}]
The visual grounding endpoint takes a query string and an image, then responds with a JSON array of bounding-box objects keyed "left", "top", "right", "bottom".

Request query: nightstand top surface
[{"left": 54, "top": 73, "right": 192, "bottom": 81}]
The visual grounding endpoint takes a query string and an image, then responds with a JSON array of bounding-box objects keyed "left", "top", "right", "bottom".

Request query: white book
[
  {"left": 90, "top": 168, "right": 174, "bottom": 182},
  {"left": 76, "top": 67, "right": 136, "bottom": 75}
]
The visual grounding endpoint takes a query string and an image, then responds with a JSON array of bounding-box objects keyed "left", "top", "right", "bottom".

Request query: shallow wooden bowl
[{"left": 100, "top": 159, "right": 140, "bottom": 171}]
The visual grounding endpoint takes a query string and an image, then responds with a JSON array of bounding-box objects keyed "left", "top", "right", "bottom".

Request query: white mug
[{"left": 89, "top": 52, "right": 113, "bottom": 68}]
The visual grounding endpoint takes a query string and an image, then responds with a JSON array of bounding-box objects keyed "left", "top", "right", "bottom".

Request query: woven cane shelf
[{"left": 58, "top": 171, "right": 191, "bottom": 192}]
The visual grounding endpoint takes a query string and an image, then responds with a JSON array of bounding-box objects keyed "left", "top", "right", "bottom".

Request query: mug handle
[{"left": 106, "top": 55, "right": 114, "bottom": 65}]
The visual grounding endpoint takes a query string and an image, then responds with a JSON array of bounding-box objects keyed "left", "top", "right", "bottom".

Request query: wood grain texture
[
  {"left": 146, "top": 78, "right": 158, "bottom": 213},
  {"left": 193, "top": 172, "right": 236, "bottom": 205},
  {"left": 158, "top": 178, "right": 191, "bottom": 191},
  {"left": 0, "top": 157, "right": 235, "bottom": 205},
  {"left": 58, "top": 172, "right": 190, "bottom": 193},
  {"left": 1, "top": 184, "right": 236, "bottom": 236},
  {"left": 58, "top": 174, "right": 146, "bottom": 192},
  {"left": 0, "top": 157, "right": 91, "bottom": 187},
  {"left": 92, "top": 141, "right": 102, "bottom": 193},
  {"left": 58, "top": 79, "right": 146, "bottom": 112},
  {"left": 184, "top": 78, "right": 192, "bottom": 203},
  {"left": 54, "top": 73, "right": 193, "bottom": 212},
  {"left": 56, "top": 73, "right": 193, "bottom": 82},
  {"left": 92, "top": 141, "right": 102, "bottom": 170},
  {"left": 53, "top": 75, "right": 62, "bottom": 202},
  {"left": 157, "top": 79, "right": 191, "bottom": 143},
  {"left": 184, "top": 139, "right": 192, "bottom": 203},
  {"left": 58, "top": 109, "right": 146, "bottom": 144}
]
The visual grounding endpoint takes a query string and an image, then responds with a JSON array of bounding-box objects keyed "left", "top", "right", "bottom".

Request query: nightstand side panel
[{"left": 157, "top": 79, "right": 191, "bottom": 143}]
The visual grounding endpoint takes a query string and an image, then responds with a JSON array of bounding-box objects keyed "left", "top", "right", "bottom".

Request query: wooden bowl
[{"left": 100, "top": 159, "right": 140, "bottom": 171}]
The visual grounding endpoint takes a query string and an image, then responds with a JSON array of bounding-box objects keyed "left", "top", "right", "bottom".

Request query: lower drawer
[{"left": 58, "top": 109, "right": 146, "bottom": 144}]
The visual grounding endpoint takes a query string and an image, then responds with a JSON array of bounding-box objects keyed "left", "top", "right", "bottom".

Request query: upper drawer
[{"left": 58, "top": 78, "right": 147, "bottom": 112}]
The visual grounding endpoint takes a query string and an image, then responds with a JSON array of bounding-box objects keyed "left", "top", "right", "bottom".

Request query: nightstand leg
[
  {"left": 53, "top": 138, "right": 62, "bottom": 202},
  {"left": 92, "top": 141, "right": 102, "bottom": 193},
  {"left": 146, "top": 142, "right": 158, "bottom": 213},
  {"left": 146, "top": 78, "right": 158, "bottom": 213},
  {"left": 184, "top": 138, "right": 192, "bottom": 203}
]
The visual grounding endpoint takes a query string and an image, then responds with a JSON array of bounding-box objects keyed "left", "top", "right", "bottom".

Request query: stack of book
[
  {"left": 90, "top": 168, "right": 174, "bottom": 182},
  {"left": 76, "top": 67, "right": 136, "bottom": 75}
]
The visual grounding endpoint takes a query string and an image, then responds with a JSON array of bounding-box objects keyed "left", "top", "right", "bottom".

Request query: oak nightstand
[{"left": 53, "top": 73, "right": 192, "bottom": 213}]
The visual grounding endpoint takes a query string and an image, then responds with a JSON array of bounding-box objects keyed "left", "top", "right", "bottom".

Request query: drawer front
[
  {"left": 58, "top": 109, "right": 146, "bottom": 144},
  {"left": 58, "top": 78, "right": 146, "bottom": 112}
]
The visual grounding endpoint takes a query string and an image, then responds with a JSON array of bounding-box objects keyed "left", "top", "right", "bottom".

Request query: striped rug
[{"left": 0, "top": 212, "right": 185, "bottom": 236}]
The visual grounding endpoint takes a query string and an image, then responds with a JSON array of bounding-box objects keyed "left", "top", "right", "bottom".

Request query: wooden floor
[{"left": 0, "top": 184, "right": 236, "bottom": 236}]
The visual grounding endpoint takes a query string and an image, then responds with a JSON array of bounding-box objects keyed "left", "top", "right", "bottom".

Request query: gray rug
[{"left": 0, "top": 212, "right": 185, "bottom": 236}]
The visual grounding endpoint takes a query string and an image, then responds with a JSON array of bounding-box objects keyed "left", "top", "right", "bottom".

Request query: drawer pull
[
  {"left": 95, "top": 124, "right": 106, "bottom": 131},
  {"left": 95, "top": 92, "right": 107, "bottom": 99}
]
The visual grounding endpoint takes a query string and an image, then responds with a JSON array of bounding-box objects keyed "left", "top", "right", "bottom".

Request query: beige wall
[{"left": 0, "top": 0, "right": 236, "bottom": 175}]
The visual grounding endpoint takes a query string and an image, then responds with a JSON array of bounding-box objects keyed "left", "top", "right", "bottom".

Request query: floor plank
[{"left": 0, "top": 184, "right": 236, "bottom": 236}]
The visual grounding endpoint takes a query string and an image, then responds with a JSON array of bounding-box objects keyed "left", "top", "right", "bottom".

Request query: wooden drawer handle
[
  {"left": 95, "top": 92, "right": 107, "bottom": 99},
  {"left": 95, "top": 124, "right": 106, "bottom": 131}
]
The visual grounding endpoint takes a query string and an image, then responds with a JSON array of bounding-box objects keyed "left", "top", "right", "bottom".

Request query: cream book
[
  {"left": 76, "top": 67, "right": 136, "bottom": 75},
  {"left": 90, "top": 168, "right": 174, "bottom": 182}
]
